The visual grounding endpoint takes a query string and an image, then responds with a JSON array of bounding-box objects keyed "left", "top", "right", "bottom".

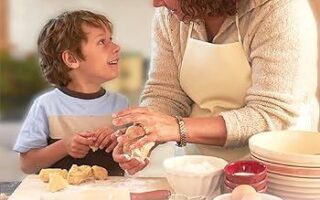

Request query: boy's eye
[{"left": 98, "top": 39, "right": 106, "bottom": 45}]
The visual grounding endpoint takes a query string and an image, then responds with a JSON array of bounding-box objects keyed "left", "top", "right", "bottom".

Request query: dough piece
[
  {"left": 47, "top": 173, "right": 68, "bottom": 192},
  {"left": 130, "top": 142, "right": 155, "bottom": 162},
  {"left": 39, "top": 168, "right": 68, "bottom": 183},
  {"left": 123, "top": 125, "right": 155, "bottom": 162},
  {"left": 67, "top": 164, "right": 92, "bottom": 185},
  {"left": 92, "top": 165, "right": 108, "bottom": 180},
  {"left": 90, "top": 146, "right": 98, "bottom": 152}
]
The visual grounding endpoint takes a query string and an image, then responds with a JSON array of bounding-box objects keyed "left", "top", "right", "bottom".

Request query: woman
[{"left": 112, "top": 0, "right": 319, "bottom": 175}]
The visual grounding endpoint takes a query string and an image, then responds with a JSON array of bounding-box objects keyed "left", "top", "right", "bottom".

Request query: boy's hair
[{"left": 37, "top": 10, "right": 112, "bottom": 87}]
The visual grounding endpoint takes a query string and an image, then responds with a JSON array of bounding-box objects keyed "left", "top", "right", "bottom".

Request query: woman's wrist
[
  {"left": 170, "top": 116, "right": 181, "bottom": 142},
  {"left": 174, "top": 116, "right": 188, "bottom": 147}
]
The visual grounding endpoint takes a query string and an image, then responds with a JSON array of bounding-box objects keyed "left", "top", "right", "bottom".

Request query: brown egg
[
  {"left": 241, "top": 193, "right": 262, "bottom": 200},
  {"left": 231, "top": 185, "right": 257, "bottom": 200}
]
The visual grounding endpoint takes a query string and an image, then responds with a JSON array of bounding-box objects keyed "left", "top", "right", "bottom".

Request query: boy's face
[{"left": 76, "top": 23, "right": 120, "bottom": 85}]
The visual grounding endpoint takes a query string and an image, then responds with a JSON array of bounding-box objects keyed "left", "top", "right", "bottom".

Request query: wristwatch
[{"left": 175, "top": 116, "right": 187, "bottom": 147}]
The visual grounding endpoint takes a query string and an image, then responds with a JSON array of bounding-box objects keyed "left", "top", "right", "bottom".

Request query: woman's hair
[
  {"left": 180, "top": 0, "right": 237, "bottom": 20},
  {"left": 37, "top": 10, "right": 112, "bottom": 87}
]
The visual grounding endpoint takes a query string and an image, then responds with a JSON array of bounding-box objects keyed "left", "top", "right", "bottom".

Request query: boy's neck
[{"left": 66, "top": 82, "right": 102, "bottom": 94}]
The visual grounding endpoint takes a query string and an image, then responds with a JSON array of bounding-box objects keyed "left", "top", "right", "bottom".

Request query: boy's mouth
[{"left": 107, "top": 58, "right": 119, "bottom": 65}]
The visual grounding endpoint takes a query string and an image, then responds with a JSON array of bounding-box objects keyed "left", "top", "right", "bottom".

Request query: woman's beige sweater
[{"left": 140, "top": 0, "right": 319, "bottom": 147}]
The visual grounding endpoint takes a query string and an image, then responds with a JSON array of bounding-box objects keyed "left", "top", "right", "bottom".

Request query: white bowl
[
  {"left": 163, "top": 155, "right": 227, "bottom": 198},
  {"left": 213, "top": 193, "right": 283, "bottom": 200},
  {"left": 249, "top": 131, "right": 320, "bottom": 167}
]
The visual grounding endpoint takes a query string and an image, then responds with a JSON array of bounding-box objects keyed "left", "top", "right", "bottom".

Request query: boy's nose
[
  {"left": 153, "top": 0, "right": 165, "bottom": 7},
  {"left": 113, "top": 43, "right": 120, "bottom": 54}
]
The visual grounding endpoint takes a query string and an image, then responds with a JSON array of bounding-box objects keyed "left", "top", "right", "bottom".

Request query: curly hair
[
  {"left": 37, "top": 10, "right": 112, "bottom": 87},
  {"left": 180, "top": 0, "right": 237, "bottom": 20}
]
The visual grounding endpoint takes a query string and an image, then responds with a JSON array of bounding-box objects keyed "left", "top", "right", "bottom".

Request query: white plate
[{"left": 267, "top": 174, "right": 320, "bottom": 188}]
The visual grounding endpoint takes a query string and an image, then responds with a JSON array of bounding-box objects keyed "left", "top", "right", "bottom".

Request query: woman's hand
[
  {"left": 112, "top": 141, "right": 149, "bottom": 175},
  {"left": 112, "top": 107, "right": 179, "bottom": 151}
]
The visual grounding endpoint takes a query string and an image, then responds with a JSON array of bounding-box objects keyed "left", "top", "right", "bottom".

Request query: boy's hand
[
  {"left": 93, "top": 127, "right": 118, "bottom": 153},
  {"left": 63, "top": 131, "right": 96, "bottom": 158}
]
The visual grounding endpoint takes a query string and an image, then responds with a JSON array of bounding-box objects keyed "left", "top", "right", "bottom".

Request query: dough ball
[
  {"left": 67, "top": 164, "right": 92, "bottom": 185},
  {"left": 47, "top": 173, "right": 68, "bottom": 192},
  {"left": 92, "top": 165, "right": 108, "bottom": 180},
  {"left": 39, "top": 168, "right": 68, "bottom": 183},
  {"left": 123, "top": 125, "right": 155, "bottom": 162}
]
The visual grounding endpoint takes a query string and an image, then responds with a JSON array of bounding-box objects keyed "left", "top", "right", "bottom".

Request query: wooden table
[{"left": 9, "top": 175, "right": 171, "bottom": 200}]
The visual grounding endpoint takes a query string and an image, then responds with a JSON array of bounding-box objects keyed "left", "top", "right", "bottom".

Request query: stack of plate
[{"left": 249, "top": 131, "right": 320, "bottom": 200}]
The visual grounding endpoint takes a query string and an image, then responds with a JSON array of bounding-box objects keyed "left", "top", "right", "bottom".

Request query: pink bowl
[
  {"left": 224, "top": 176, "right": 267, "bottom": 191},
  {"left": 224, "top": 160, "right": 267, "bottom": 184}
]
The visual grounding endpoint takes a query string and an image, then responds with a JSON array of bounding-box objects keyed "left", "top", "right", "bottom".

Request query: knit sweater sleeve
[
  {"left": 220, "top": 0, "right": 317, "bottom": 147},
  {"left": 140, "top": 8, "right": 193, "bottom": 116}
]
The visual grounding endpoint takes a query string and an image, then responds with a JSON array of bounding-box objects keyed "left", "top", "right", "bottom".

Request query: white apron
[{"left": 178, "top": 15, "right": 252, "bottom": 162}]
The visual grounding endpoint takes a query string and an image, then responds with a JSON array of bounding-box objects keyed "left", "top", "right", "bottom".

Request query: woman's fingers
[
  {"left": 112, "top": 113, "right": 152, "bottom": 127},
  {"left": 126, "top": 159, "right": 149, "bottom": 175},
  {"left": 112, "top": 142, "right": 129, "bottom": 163},
  {"left": 112, "top": 107, "right": 151, "bottom": 118},
  {"left": 119, "top": 159, "right": 141, "bottom": 171}
]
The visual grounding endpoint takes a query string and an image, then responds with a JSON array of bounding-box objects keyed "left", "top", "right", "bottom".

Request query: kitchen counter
[{"left": 8, "top": 175, "right": 171, "bottom": 200}]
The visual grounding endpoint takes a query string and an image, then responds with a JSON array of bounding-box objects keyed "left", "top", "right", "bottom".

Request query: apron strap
[
  {"left": 187, "top": 22, "right": 194, "bottom": 39},
  {"left": 235, "top": 14, "right": 242, "bottom": 43}
]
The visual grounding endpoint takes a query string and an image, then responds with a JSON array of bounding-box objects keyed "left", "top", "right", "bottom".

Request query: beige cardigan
[{"left": 140, "top": 0, "right": 319, "bottom": 147}]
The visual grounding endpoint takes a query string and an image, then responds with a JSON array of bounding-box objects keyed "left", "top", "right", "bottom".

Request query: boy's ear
[{"left": 62, "top": 50, "right": 80, "bottom": 69}]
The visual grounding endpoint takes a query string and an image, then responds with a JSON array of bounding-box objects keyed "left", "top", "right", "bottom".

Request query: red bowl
[
  {"left": 224, "top": 176, "right": 267, "bottom": 191},
  {"left": 224, "top": 160, "right": 267, "bottom": 184}
]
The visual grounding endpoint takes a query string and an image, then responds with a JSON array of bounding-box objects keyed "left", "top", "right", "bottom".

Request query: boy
[{"left": 13, "top": 10, "right": 127, "bottom": 176}]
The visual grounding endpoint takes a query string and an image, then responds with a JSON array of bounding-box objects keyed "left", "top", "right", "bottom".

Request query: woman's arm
[
  {"left": 140, "top": 8, "right": 192, "bottom": 117},
  {"left": 220, "top": 0, "right": 318, "bottom": 147}
]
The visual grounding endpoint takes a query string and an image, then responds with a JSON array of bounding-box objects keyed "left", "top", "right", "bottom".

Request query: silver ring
[{"left": 136, "top": 123, "right": 150, "bottom": 135}]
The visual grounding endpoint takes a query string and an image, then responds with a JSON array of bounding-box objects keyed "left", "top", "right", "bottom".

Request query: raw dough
[
  {"left": 92, "top": 165, "right": 108, "bottom": 180},
  {"left": 67, "top": 164, "right": 93, "bottom": 185},
  {"left": 47, "top": 173, "right": 68, "bottom": 192},
  {"left": 123, "top": 125, "right": 155, "bottom": 162},
  {"left": 39, "top": 168, "right": 68, "bottom": 183},
  {"left": 90, "top": 146, "right": 98, "bottom": 152},
  {"left": 128, "top": 142, "right": 155, "bottom": 162}
]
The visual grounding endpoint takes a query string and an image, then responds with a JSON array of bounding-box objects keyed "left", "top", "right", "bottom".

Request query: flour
[{"left": 171, "top": 161, "right": 216, "bottom": 174}]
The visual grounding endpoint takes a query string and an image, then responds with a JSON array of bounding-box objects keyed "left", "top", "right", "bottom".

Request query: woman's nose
[{"left": 153, "top": 0, "right": 165, "bottom": 7}]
